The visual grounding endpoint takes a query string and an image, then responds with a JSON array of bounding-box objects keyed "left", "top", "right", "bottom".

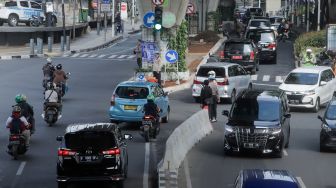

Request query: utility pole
[
  {"left": 285, "top": 0, "right": 288, "bottom": 18},
  {"left": 131, "top": 0, "right": 135, "bottom": 31},
  {"left": 317, "top": 0, "right": 321, "bottom": 31},
  {"left": 97, "top": 0, "right": 101, "bottom": 35},
  {"left": 258, "top": 0, "right": 261, "bottom": 8},
  {"left": 306, "top": 0, "right": 309, "bottom": 32},
  {"left": 111, "top": 0, "right": 115, "bottom": 38},
  {"left": 62, "top": 0, "right": 65, "bottom": 38},
  {"left": 291, "top": 0, "right": 294, "bottom": 24},
  {"left": 72, "top": 0, "right": 76, "bottom": 39}
]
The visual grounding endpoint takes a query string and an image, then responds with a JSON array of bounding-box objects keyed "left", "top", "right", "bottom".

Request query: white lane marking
[
  {"left": 79, "top": 54, "right": 89, "bottom": 58},
  {"left": 283, "top": 149, "right": 288, "bottom": 156},
  {"left": 21, "top": 55, "right": 30, "bottom": 59},
  {"left": 183, "top": 159, "right": 193, "bottom": 188},
  {"left": 252, "top": 83, "right": 280, "bottom": 87},
  {"left": 262, "top": 75, "right": 270, "bottom": 82},
  {"left": 296, "top": 177, "right": 307, "bottom": 188},
  {"left": 98, "top": 54, "right": 106, "bottom": 58},
  {"left": 127, "top": 55, "right": 136, "bottom": 59},
  {"left": 118, "top": 55, "right": 127, "bottom": 59},
  {"left": 108, "top": 55, "right": 118, "bottom": 59},
  {"left": 70, "top": 53, "right": 80, "bottom": 57},
  {"left": 251, "top": 75, "right": 258, "bottom": 81},
  {"left": 89, "top": 54, "right": 98, "bottom": 58},
  {"left": 275, "top": 76, "right": 284, "bottom": 83},
  {"left": 62, "top": 54, "right": 69, "bottom": 57},
  {"left": 1, "top": 56, "right": 12, "bottom": 60},
  {"left": 16, "top": 162, "right": 26, "bottom": 175},
  {"left": 143, "top": 143, "right": 150, "bottom": 188}
]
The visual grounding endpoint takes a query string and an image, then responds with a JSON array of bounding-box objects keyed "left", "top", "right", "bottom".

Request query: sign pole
[
  {"left": 104, "top": 12, "right": 107, "bottom": 41},
  {"left": 97, "top": 0, "right": 101, "bottom": 35},
  {"left": 112, "top": 0, "right": 115, "bottom": 38},
  {"left": 131, "top": 0, "right": 135, "bottom": 31}
]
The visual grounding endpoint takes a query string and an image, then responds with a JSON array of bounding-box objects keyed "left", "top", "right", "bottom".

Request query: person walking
[
  {"left": 153, "top": 52, "right": 162, "bottom": 85},
  {"left": 208, "top": 71, "right": 219, "bottom": 122},
  {"left": 200, "top": 80, "right": 213, "bottom": 120},
  {"left": 134, "top": 39, "right": 142, "bottom": 69}
]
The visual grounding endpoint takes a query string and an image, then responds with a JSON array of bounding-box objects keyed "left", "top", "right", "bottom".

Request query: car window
[
  {"left": 250, "top": 20, "right": 270, "bottom": 27},
  {"left": 284, "top": 73, "right": 319, "bottom": 85},
  {"left": 115, "top": 86, "right": 149, "bottom": 99},
  {"left": 65, "top": 132, "right": 117, "bottom": 151},
  {"left": 237, "top": 66, "right": 246, "bottom": 75},
  {"left": 197, "top": 67, "right": 226, "bottom": 78},
  {"left": 31, "top": 2, "right": 41, "bottom": 9},
  {"left": 324, "top": 70, "right": 335, "bottom": 82},
  {"left": 225, "top": 43, "right": 252, "bottom": 55},
  {"left": 20, "top": 1, "right": 29, "bottom": 7},
  {"left": 228, "top": 66, "right": 238, "bottom": 77},
  {"left": 326, "top": 104, "right": 336, "bottom": 120},
  {"left": 260, "top": 32, "right": 275, "bottom": 42},
  {"left": 5, "top": 1, "right": 17, "bottom": 7},
  {"left": 320, "top": 71, "right": 329, "bottom": 82}
]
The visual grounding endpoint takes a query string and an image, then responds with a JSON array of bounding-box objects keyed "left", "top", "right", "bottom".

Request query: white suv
[
  {"left": 0, "top": 0, "right": 56, "bottom": 26},
  {"left": 279, "top": 66, "right": 336, "bottom": 112}
]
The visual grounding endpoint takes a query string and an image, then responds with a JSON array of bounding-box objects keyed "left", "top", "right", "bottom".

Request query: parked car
[
  {"left": 109, "top": 81, "right": 170, "bottom": 124},
  {"left": 222, "top": 89, "right": 291, "bottom": 158},
  {"left": 192, "top": 62, "right": 252, "bottom": 103},
  {"left": 56, "top": 123, "right": 132, "bottom": 188},
  {"left": 219, "top": 39, "right": 259, "bottom": 74},
  {"left": 245, "top": 28, "right": 277, "bottom": 64},
  {"left": 318, "top": 100, "right": 336, "bottom": 151},
  {"left": 279, "top": 66, "right": 336, "bottom": 112},
  {"left": 0, "top": 0, "right": 57, "bottom": 26},
  {"left": 234, "top": 169, "right": 301, "bottom": 188}
]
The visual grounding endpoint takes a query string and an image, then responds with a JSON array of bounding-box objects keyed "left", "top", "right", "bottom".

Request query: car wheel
[
  {"left": 161, "top": 107, "right": 170, "bottom": 123},
  {"left": 313, "top": 98, "right": 320, "bottom": 112},
  {"left": 229, "top": 90, "right": 236, "bottom": 104},
  {"left": 25, "top": 22, "right": 30, "bottom": 26},
  {"left": 223, "top": 140, "right": 233, "bottom": 156},
  {"left": 273, "top": 149, "right": 283, "bottom": 158},
  {"left": 115, "top": 180, "right": 124, "bottom": 188},
  {"left": 272, "top": 56, "right": 277, "bottom": 64},
  {"left": 320, "top": 143, "right": 327, "bottom": 152},
  {"left": 57, "top": 182, "right": 67, "bottom": 188},
  {"left": 8, "top": 14, "right": 18, "bottom": 27}
]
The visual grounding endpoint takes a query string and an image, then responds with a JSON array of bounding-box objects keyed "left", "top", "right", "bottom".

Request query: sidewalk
[{"left": 0, "top": 19, "right": 141, "bottom": 59}]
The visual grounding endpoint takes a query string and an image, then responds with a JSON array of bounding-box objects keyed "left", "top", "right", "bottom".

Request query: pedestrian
[
  {"left": 208, "top": 71, "right": 219, "bottom": 122},
  {"left": 134, "top": 39, "right": 142, "bottom": 69},
  {"left": 332, "top": 61, "right": 336, "bottom": 76},
  {"left": 153, "top": 51, "right": 162, "bottom": 85},
  {"left": 200, "top": 80, "right": 213, "bottom": 120}
]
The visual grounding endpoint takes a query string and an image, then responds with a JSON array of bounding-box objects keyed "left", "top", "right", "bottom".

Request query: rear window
[
  {"left": 115, "top": 86, "right": 149, "bottom": 99},
  {"left": 65, "top": 132, "right": 117, "bottom": 151},
  {"left": 225, "top": 43, "right": 252, "bottom": 54},
  {"left": 5, "top": 1, "right": 17, "bottom": 6},
  {"left": 197, "top": 67, "right": 226, "bottom": 78},
  {"left": 246, "top": 31, "right": 274, "bottom": 43},
  {"left": 250, "top": 20, "right": 271, "bottom": 27}
]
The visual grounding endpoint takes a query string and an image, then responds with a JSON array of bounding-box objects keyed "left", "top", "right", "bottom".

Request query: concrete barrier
[{"left": 158, "top": 110, "right": 213, "bottom": 188}]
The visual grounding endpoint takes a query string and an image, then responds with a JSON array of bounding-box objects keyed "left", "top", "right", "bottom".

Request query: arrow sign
[
  {"left": 165, "top": 50, "right": 178, "bottom": 63},
  {"left": 143, "top": 12, "right": 155, "bottom": 28}
]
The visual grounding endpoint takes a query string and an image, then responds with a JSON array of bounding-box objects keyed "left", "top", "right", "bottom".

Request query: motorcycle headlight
[
  {"left": 269, "top": 128, "right": 281, "bottom": 135},
  {"left": 322, "top": 124, "right": 332, "bottom": 132},
  {"left": 302, "top": 89, "right": 315, "bottom": 95}
]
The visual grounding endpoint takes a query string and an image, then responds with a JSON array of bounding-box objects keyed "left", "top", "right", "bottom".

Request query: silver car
[{"left": 192, "top": 62, "right": 252, "bottom": 103}]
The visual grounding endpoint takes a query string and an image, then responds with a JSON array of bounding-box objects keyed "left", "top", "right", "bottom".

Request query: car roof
[
  {"left": 242, "top": 169, "right": 299, "bottom": 188},
  {"left": 250, "top": 19, "right": 270, "bottom": 22},
  {"left": 65, "top": 123, "right": 118, "bottom": 134},
  {"left": 237, "top": 89, "right": 282, "bottom": 102},
  {"left": 200, "top": 62, "right": 238, "bottom": 68},
  {"left": 118, "top": 81, "right": 157, "bottom": 87},
  {"left": 291, "top": 66, "right": 331, "bottom": 74},
  {"left": 246, "top": 28, "right": 274, "bottom": 33}
]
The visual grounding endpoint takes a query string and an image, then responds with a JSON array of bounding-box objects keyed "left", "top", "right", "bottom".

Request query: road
[{"left": 177, "top": 41, "right": 336, "bottom": 188}]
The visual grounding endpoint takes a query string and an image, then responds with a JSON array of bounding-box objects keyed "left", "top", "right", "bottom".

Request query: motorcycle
[
  {"left": 7, "top": 134, "right": 28, "bottom": 160},
  {"left": 316, "top": 50, "right": 334, "bottom": 66},
  {"left": 140, "top": 115, "right": 160, "bottom": 142},
  {"left": 55, "top": 72, "right": 70, "bottom": 97},
  {"left": 42, "top": 103, "right": 61, "bottom": 126},
  {"left": 29, "top": 15, "right": 44, "bottom": 27}
]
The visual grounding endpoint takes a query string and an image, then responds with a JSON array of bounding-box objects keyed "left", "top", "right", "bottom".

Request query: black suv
[
  {"left": 222, "top": 89, "right": 291, "bottom": 158},
  {"left": 219, "top": 39, "right": 259, "bottom": 74},
  {"left": 245, "top": 28, "right": 277, "bottom": 64},
  {"left": 56, "top": 123, "right": 132, "bottom": 188},
  {"left": 318, "top": 100, "right": 336, "bottom": 152}
]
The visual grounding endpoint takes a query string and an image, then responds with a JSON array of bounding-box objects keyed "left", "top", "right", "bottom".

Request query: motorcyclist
[
  {"left": 302, "top": 48, "right": 317, "bottom": 67},
  {"left": 6, "top": 106, "right": 31, "bottom": 147},
  {"left": 44, "top": 82, "right": 62, "bottom": 114},
  {"left": 277, "top": 19, "right": 289, "bottom": 41},
  {"left": 143, "top": 94, "right": 160, "bottom": 131},
  {"left": 14, "top": 94, "right": 35, "bottom": 134},
  {"left": 53, "top": 64, "right": 68, "bottom": 96},
  {"left": 42, "top": 57, "right": 55, "bottom": 83}
]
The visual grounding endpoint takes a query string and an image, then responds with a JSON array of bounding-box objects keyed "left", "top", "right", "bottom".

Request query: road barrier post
[
  {"left": 48, "top": 37, "right": 52, "bottom": 52},
  {"left": 37, "top": 38, "right": 43, "bottom": 54},
  {"left": 30, "top": 39, "right": 35, "bottom": 55},
  {"left": 60, "top": 36, "right": 65, "bottom": 52},
  {"left": 66, "top": 36, "right": 70, "bottom": 50}
]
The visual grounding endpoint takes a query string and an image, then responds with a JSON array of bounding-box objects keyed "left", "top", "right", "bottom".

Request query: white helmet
[
  {"left": 208, "top": 70, "right": 216, "bottom": 77},
  {"left": 306, "top": 49, "right": 312, "bottom": 53},
  {"left": 47, "top": 57, "right": 52, "bottom": 63}
]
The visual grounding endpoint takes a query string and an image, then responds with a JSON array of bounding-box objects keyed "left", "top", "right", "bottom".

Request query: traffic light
[{"left": 154, "top": 6, "right": 162, "bottom": 31}]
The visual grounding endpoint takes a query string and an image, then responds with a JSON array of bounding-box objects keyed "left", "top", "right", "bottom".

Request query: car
[
  {"left": 279, "top": 66, "right": 336, "bottom": 112},
  {"left": 218, "top": 39, "right": 259, "bottom": 74},
  {"left": 245, "top": 28, "right": 277, "bottom": 64},
  {"left": 234, "top": 169, "right": 301, "bottom": 188},
  {"left": 192, "top": 62, "right": 252, "bottom": 103},
  {"left": 109, "top": 81, "right": 170, "bottom": 124},
  {"left": 318, "top": 100, "right": 336, "bottom": 151},
  {"left": 0, "top": 0, "right": 57, "bottom": 26},
  {"left": 246, "top": 19, "right": 271, "bottom": 30},
  {"left": 56, "top": 123, "right": 132, "bottom": 188},
  {"left": 222, "top": 89, "right": 291, "bottom": 158}
]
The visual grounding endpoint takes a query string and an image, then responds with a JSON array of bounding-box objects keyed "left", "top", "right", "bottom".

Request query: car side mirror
[
  {"left": 222, "top": 110, "right": 229, "bottom": 117},
  {"left": 284, "top": 113, "right": 291, "bottom": 118},
  {"left": 56, "top": 136, "right": 63, "bottom": 142},
  {"left": 124, "top": 134, "right": 133, "bottom": 140},
  {"left": 320, "top": 81, "right": 327, "bottom": 86},
  {"left": 317, "top": 115, "right": 323, "bottom": 122}
]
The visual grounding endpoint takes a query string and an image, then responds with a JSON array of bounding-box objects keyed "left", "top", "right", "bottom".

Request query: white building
[{"left": 265, "top": 0, "right": 282, "bottom": 16}]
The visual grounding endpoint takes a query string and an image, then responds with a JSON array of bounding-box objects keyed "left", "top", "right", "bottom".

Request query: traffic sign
[
  {"left": 186, "top": 3, "right": 195, "bottom": 15},
  {"left": 121, "top": 2, "right": 127, "bottom": 21},
  {"left": 165, "top": 50, "right": 178, "bottom": 63},
  {"left": 101, "top": 0, "right": 110, "bottom": 4},
  {"left": 143, "top": 12, "right": 155, "bottom": 28},
  {"left": 152, "top": 0, "right": 164, "bottom": 6},
  {"left": 101, "top": 3, "right": 110, "bottom": 12}
]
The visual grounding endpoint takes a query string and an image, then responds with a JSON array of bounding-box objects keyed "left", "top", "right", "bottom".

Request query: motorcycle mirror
[
  {"left": 124, "top": 134, "right": 133, "bottom": 140},
  {"left": 56, "top": 136, "right": 63, "bottom": 142},
  {"left": 67, "top": 72, "right": 71, "bottom": 76}
]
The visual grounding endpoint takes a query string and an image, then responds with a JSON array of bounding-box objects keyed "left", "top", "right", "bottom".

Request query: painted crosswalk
[
  {"left": 62, "top": 53, "right": 136, "bottom": 60},
  {"left": 251, "top": 74, "right": 286, "bottom": 83}
]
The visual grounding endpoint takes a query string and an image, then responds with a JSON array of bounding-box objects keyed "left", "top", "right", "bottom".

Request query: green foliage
[
  {"left": 294, "top": 30, "right": 326, "bottom": 57},
  {"left": 176, "top": 20, "right": 188, "bottom": 72}
]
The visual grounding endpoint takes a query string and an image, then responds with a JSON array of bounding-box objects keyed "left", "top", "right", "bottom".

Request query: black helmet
[
  {"left": 56, "top": 64, "right": 62, "bottom": 70},
  {"left": 46, "top": 82, "right": 54, "bottom": 90}
]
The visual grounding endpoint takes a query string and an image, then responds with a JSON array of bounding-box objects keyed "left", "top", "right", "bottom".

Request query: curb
[
  {"left": 0, "top": 54, "right": 41, "bottom": 60},
  {"left": 128, "top": 29, "right": 141, "bottom": 35}
]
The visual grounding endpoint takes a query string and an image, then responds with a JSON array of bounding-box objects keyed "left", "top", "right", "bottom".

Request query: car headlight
[
  {"left": 322, "top": 123, "right": 332, "bottom": 132},
  {"left": 224, "top": 125, "right": 235, "bottom": 134},
  {"left": 302, "top": 89, "right": 315, "bottom": 95},
  {"left": 269, "top": 128, "right": 281, "bottom": 135}
]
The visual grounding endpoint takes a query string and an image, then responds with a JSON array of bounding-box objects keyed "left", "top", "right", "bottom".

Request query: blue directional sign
[
  {"left": 143, "top": 12, "right": 155, "bottom": 28},
  {"left": 101, "top": 0, "right": 110, "bottom": 3},
  {"left": 165, "top": 50, "right": 178, "bottom": 63}
]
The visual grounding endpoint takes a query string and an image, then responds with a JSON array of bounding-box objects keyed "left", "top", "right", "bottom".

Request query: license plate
[
  {"left": 289, "top": 100, "right": 300, "bottom": 104},
  {"left": 232, "top": 55, "right": 242, "bottom": 60},
  {"left": 124, "top": 105, "right": 137, "bottom": 111},
  {"left": 10, "top": 141, "right": 20, "bottom": 144},
  {"left": 142, "top": 120, "right": 152, "bottom": 125},
  {"left": 79, "top": 156, "right": 98, "bottom": 162},
  {"left": 243, "top": 143, "right": 259, "bottom": 148}
]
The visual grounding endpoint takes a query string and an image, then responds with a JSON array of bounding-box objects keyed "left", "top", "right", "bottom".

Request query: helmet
[
  {"left": 306, "top": 49, "right": 312, "bottom": 53},
  {"left": 208, "top": 70, "right": 216, "bottom": 77},
  {"left": 56, "top": 64, "right": 62, "bottom": 70},
  {"left": 12, "top": 105, "right": 21, "bottom": 113},
  {"left": 147, "top": 94, "right": 155, "bottom": 101},
  {"left": 46, "top": 82, "right": 54, "bottom": 90},
  {"left": 209, "top": 74, "right": 216, "bottom": 80},
  {"left": 15, "top": 94, "right": 26, "bottom": 103},
  {"left": 47, "top": 57, "right": 52, "bottom": 63}
]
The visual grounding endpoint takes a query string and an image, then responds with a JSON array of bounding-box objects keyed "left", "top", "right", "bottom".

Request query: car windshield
[
  {"left": 250, "top": 21, "right": 270, "bottom": 27},
  {"left": 197, "top": 67, "right": 226, "bottom": 77},
  {"left": 65, "top": 132, "right": 117, "bottom": 151},
  {"left": 225, "top": 43, "right": 252, "bottom": 54},
  {"left": 115, "top": 86, "right": 149, "bottom": 99},
  {"left": 5, "top": 1, "right": 17, "bottom": 6},
  {"left": 230, "top": 99, "right": 280, "bottom": 122},
  {"left": 326, "top": 104, "right": 336, "bottom": 120},
  {"left": 284, "top": 73, "right": 319, "bottom": 85}
]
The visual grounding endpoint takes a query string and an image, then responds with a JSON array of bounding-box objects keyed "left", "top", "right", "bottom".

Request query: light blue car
[{"left": 109, "top": 81, "right": 170, "bottom": 124}]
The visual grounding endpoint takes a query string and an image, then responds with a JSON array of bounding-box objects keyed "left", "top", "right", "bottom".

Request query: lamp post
[
  {"left": 317, "top": 0, "right": 320, "bottom": 31},
  {"left": 112, "top": 0, "right": 115, "bottom": 38},
  {"left": 62, "top": 0, "right": 65, "bottom": 37}
]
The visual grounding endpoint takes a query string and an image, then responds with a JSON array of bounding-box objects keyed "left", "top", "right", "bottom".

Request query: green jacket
[{"left": 302, "top": 53, "right": 316, "bottom": 67}]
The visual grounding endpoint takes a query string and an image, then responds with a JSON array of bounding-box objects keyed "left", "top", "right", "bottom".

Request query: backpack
[{"left": 10, "top": 116, "right": 23, "bottom": 134}]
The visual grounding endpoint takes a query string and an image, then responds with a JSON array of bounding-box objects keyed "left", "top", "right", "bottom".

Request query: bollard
[
  {"left": 29, "top": 39, "right": 34, "bottom": 55},
  {"left": 37, "top": 38, "right": 43, "bottom": 54},
  {"left": 48, "top": 37, "right": 52, "bottom": 52},
  {"left": 66, "top": 36, "right": 70, "bottom": 51},
  {"left": 60, "top": 36, "right": 65, "bottom": 52}
]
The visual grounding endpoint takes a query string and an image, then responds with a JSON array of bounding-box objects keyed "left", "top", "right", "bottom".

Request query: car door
[
  {"left": 30, "top": 1, "right": 43, "bottom": 17},
  {"left": 116, "top": 129, "right": 127, "bottom": 170},
  {"left": 280, "top": 97, "right": 289, "bottom": 145},
  {"left": 319, "top": 70, "right": 329, "bottom": 104},
  {"left": 325, "top": 69, "right": 335, "bottom": 101},
  {"left": 228, "top": 65, "right": 240, "bottom": 95},
  {"left": 19, "top": 1, "right": 30, "bottom": 20},
  {"left": 237, "top": 65, "right": 250, "bottom": 90}
]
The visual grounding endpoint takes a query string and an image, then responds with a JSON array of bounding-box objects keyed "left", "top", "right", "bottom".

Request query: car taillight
[
  {"left": 110, "top": 94, "right": 115, "bottom": 106},
  {"left": 219, "top": 51, "right": 225, "bottom": 59},
  {"left": 58, "top": 149, "right": 76, "bottom": 156},
  {"left": 102, "top": 148, "right": 120, "bottom": 155},
  {"left": 193, "top": 79, "right": 202, "bottom": 84},
  {"left": 217, "top": 78, "right": 229, "bottom": 85},
  {"left": 268, "top": 43, "right": 276, "bottom": 50},
  {"left": 250, "top": 51, "right": 255, "bottom": 60},
  {"left": 10, "top": 135, "right": 20, "bottom": 141}
]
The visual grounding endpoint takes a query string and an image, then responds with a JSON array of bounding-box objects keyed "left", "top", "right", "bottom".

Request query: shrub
[{"left": 294, "top": 30, "right": 326, "bottom": 57}]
